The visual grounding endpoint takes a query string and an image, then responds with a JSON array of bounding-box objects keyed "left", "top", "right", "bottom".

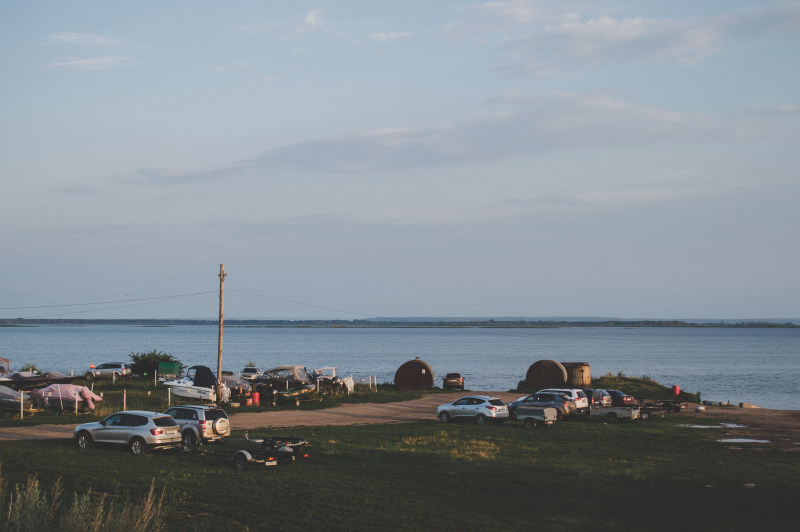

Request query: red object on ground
[
  {"left": 252, "top": 392, "right": 260, "bottom": 406},
  {"left": 672, "top": 385, "right": 680, "bottom": 396}
]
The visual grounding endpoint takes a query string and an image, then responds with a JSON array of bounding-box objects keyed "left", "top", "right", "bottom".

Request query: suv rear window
[
  {"left": 153, "top": 416, "right": 178, "bottom": 427},
  {"left": 204, "top": 409, "right": 228, "bottom": 420},
  {"left": 489, "top": 399, "right": 505, "bottom": 406}
]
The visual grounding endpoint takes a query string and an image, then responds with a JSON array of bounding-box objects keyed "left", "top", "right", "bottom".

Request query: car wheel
[
  {"left": 182, "top": 431, "right": 198, "bottom": 451},
  {"left": 84, "top": 372, "right": 94, "bottom": 381},
  {"left": 476, "top": 415, "right": 487, "bottom": 425},
  {"left": 556, "top": 410, "right": 563, "bottom": 421},
  {"left": 294, "top": 398, "right": 300, "bottom": 406},
  {"left": 76, "top": 431, "right": 92, "bottom": 449},
  {"left": 233, "top": 453, "right": 249, "bottom": 471},
  {"left": 640, "top": 410, "right": 651, "bottom": 421},
  {"left": 524, "top": 419, "right": 536, "bottom": 429},
  {"left": 130, "top": 437, "right": 146, "bottom": 455},
  {"left": 509, "top": 409, "right": 517, "bottom": 420},
  {"left": 439, "top": 411, "right": 450, "bottom": 423}
]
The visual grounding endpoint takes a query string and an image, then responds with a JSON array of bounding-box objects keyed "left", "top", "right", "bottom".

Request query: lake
[{"left": 1, "top": 324, "right": 798, "bottom": 410}]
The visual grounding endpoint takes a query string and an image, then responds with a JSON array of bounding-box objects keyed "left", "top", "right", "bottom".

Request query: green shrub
[{"left": 128, "top": 350, "right": 182, "bottom": 378}]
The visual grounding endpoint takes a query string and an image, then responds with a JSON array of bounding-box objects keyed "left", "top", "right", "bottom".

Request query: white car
[
  {"left": 537, "top": 388, "right": 590, "bottom": 412},
  {"left": 241, "top": 367, "right": 262, "bottom": 381},
  {"left": 436, "top": 395, "right": 509, "bottom": 425}
]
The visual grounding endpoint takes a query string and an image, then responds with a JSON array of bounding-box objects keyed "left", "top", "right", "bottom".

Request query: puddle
[
  {"left": 718, "top": 438, "right": 770, "bottom": 444},
  {"left": 680, "top": 423, "right": 748, "bottom": 429}
]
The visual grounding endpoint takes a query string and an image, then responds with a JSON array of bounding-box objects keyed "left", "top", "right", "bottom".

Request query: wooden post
[
  {"left": 216, "top": 264, "right": 226, "bottom": 406},
  {"left": 123, "top": 389, "right": 127, "bottom": 411},
  {"left": 19, "top": 390, "right": 23, "bottom": 419}
]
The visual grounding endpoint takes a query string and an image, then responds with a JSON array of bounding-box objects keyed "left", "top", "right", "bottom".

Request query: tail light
[
  {"left": 485, "top": 405, "right": 497, "bottom": 411},
  {"left": 150, "top": 428, "right": 163, "bottom": 435},
  {"left": 199, "top": 420, "right": 207, "bottom": 434}
]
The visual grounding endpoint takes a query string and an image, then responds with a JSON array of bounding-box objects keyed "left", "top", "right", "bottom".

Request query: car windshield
[{"left": 153, "top": 416, "right": 177, "bottom": 427}]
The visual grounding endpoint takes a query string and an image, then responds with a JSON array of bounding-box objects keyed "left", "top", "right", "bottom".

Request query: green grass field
[{"left": 1, "top": 415, "right": 796, "bottom": 531}]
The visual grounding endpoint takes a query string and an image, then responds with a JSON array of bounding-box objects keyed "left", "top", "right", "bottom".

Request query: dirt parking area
[{"left": 1, "top": 393, "right": 797, "bottom": 450}]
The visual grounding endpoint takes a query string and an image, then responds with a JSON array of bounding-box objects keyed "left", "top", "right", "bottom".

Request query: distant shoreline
[{"left": 1, "top": 318, "right": 798, "bottom": 328}]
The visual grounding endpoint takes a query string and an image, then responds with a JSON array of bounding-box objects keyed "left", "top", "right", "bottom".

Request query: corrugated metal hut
[
  {"left": 394, "top": 358, "right": 434, "bottom": 392},
  {"left": 525, "top": 359, "right": 568, "bottom": 390},
  {"left": 561, "top": 362, "right": 591, "bottom": 388}
]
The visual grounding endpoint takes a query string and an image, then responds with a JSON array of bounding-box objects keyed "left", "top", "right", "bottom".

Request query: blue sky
[{"left": 1, "top": 1, "right": 799, "bottom": 320}]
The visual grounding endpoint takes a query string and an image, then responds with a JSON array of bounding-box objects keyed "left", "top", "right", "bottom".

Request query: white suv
[
  {"left": 163, "top": 405, "right": 231, "bottom": 450},
  {"left": 537, "top": 389, "right": 589, "bottom": 413}
]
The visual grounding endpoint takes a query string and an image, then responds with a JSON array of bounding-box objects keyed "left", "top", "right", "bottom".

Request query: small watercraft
[{"left": 163, "top": 365, "right": 230, "bottom": 403}]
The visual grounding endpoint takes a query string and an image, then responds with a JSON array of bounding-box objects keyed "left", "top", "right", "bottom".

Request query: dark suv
[
  {"left": 163, "top": 405, "right": 231, "bottom": 450},
  {"left": 442, "top": 373, "right": 465, "bottom": 390}
]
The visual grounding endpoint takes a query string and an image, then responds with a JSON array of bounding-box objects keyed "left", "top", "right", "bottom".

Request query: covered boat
[
  {"left": 163, "top": 365, "right": 230, "bottom": 403},
  {"left": 45, "top": 371, "right": 77, "bottom": 384},
  {"left": 0, "top": 385, "right": 34, "bottom": 412},
  {"left": 10, "top": 371, "right": 47, "bottom": 390},
  {"left": 29, "top": 384, "right": 103, "bottom": 412}
]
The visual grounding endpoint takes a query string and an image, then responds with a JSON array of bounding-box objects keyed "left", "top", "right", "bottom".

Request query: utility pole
[{"left": 216, "top": 264, "right": 226, "bottom": 406}]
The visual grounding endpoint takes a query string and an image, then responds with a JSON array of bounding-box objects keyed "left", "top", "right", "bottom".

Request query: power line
[
  {"left": 0, "top": 290, "right": 216, "bottom": 311},
  {"left": 227, "top": 287, "right": 383, "bottom": 318}
]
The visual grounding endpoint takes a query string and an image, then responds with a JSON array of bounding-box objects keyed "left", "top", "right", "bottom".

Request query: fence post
[
  {"left": 168, "top": 388, "right": 171, "bottom": 407},
  {"left": 123, "top": 389, "right": 127, "bottom": 411},
  {"left": 19, "top": 389, "right": 23, "bottom": 419}
]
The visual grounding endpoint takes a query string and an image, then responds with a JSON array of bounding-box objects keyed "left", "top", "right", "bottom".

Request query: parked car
[
  {"left": 508, "top": 392, "right": 574, "bottom": 420},
  {"left": 442, "top": 373, "right": 465, "bottom": 390},
  {"left": 607, "top": 389, "right": 635, "bottom": 406},
  {"left": 163, "top": 405, "right": 231, "bottom": 450},
  {"left": 582, "top": 388, "right": 613, "bottom": 407},
  {"left": 436, "top": 395, "right": 509, "bottom": 425},
  {"left": 537, "top": 388, "right": 589, "bottom": 412},
  {"left": 241, "top": 367, "right": 261, "bottom": 381},
  {"left": 73, "top": 410, "right": 181, "bottom": 454},
  {"left": 85, "top": 362, "right": 131, "bottom": 381}
]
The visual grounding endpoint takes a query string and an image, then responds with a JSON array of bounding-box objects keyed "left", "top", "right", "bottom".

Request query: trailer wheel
[
  {"left": 605, "top": 412, "right": 618, "bottom": 424},
  {"left": 233, "top": 453, "right": 249, "bottom": 471},
  {"left": 524, "top": 418, "right": 536, "bottom": 429},
  {"left": 294, "top": 398, "right": 300, "bottom": 406}
]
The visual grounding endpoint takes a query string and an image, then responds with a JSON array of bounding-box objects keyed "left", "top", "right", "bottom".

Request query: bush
[{"left": 128, "top": 350, "right": 182, "bottom": 378}]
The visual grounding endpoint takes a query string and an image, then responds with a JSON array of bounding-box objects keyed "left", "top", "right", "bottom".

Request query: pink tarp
[{"left": 30, "top": 384, "right": 103, "bottom": 411}]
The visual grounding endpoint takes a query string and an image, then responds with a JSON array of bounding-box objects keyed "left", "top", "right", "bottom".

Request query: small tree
[{"left": 129, "top": 350, "right": 182, "bottom": 378}]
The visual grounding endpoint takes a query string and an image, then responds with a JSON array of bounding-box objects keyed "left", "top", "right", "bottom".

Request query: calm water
[{"left": 2, "top": 325, "right": 798, "bottom": 410}]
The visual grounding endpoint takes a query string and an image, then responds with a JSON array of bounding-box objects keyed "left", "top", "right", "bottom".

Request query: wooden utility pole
[{"left": 216, "top": 264, "right": 226, "bottom": 406}]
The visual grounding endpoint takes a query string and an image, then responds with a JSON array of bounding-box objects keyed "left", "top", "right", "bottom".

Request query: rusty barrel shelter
[
  {"left": 394, "top": 358, "right": 434, "bottom": 392},
  {"left": 525, "top": 360, "right": 591, "bottom": 390}
]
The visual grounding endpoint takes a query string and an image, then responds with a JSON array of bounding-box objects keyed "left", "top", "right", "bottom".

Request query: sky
[{"left": 1, "top": 1, "right": 799, "bottom": 321}]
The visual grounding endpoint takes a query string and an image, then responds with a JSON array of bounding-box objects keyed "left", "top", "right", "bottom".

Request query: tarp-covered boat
[{"left": 29, "top": 384, "right": 103, "bottom": 412}]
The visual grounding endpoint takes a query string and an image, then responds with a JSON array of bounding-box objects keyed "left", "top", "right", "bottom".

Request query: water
[{"left": 2, "top": 325, "right": 798, "bottom": 410}]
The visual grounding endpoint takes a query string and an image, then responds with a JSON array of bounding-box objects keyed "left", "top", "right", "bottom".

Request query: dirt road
[{"left": 1, "top": 393, "right": 798, "bottom": 450}]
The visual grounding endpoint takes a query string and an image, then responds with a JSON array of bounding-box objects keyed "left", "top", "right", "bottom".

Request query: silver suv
[
  {"left": 74, "top": 410, "right": 181, "bottom": 454},
  {"left": 163, "top": 405, "right": 231, "bottom": 450},
  {"left": 537, "top": 388, "right": 589, "bottom": 412},
  {"left": 85, "top": 362, "right": 131, "bottom": 381}
]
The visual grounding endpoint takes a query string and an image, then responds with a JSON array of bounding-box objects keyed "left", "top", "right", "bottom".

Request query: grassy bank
[{"left": 1, "top": 416, "right": 796, "bottom": 531}]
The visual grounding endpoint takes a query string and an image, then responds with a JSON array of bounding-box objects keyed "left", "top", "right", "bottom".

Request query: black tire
[
  {"left": 476, "top": 415, "right": 487, "bottom": 426},
  {"left": 84, "top": 372, "right": 94, "bottom": 381},
  {"left": 182, "top": 430, "right": 198, "bottom": 451},
  {"left": 509, "top": 409, "right": 517, "bottom": 420},
  {"left": 233, "top": 453, "right": 249, "bottom": 471},
  {"left": 76, "top": 431, "right": 92, "bottom": 449},
  {"left": 439, "top": 411, "right": 450, "bottom": 423},
  {"left": 130, "top": 437, "right": 146, "bottom": 455},
  {"left": 294, "top": 398, "right": 300, "bottom": 406},
  {"left": 606, "top": 412, "right": 618, "bottom": 424},
  {"left": 640, "top": 410, "right": 651, "bottom": 421},
  {"left": 524, "top": 418, "right": 535, "bottom": 429},
  {"left": 556, "top": 410, "right": 564, "bottom": 421}
]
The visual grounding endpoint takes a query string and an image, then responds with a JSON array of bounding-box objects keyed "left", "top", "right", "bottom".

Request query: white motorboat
[{"left": 163, "top": 365, "right": 230, "bottom": 403}]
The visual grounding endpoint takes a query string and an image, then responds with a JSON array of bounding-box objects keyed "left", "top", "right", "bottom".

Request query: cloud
[
  {"left": 119, "top": 92, "right": 714, "bottom": 187},
  {"left": 46, "top": 56, "right": 135, "bottom": 70},
  {"left": 367, "top": 32, "right": 412, "bottom": 43},
  {"left": 44, "top": 32, "right": 129, "bottom": 47},
  {"left": 239, "top": 9, "right": 325, "bottom": 38},
  {"left": 236, "top": 76, "right": 278, "bottom": 87}
]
